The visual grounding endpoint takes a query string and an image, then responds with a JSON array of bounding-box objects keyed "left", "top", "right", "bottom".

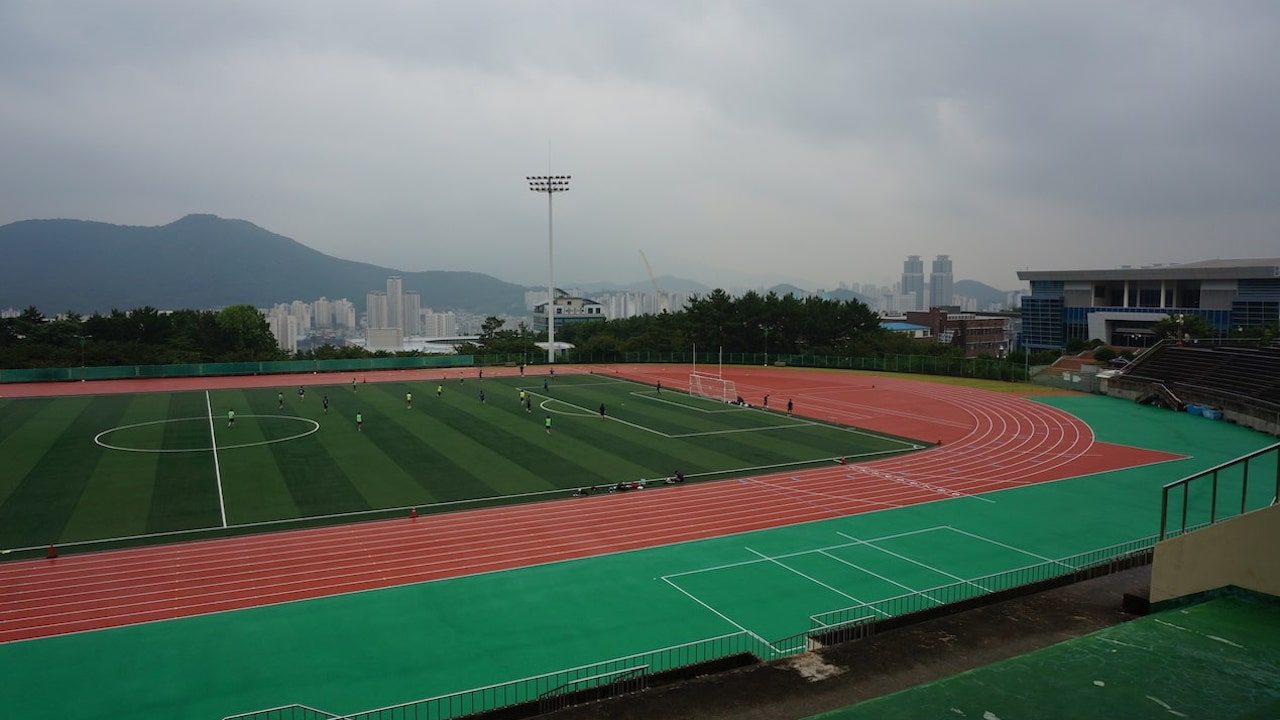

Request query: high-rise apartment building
[
  {"left": 402, "top": 291, "right": 422, "bottom": 335},
  {"left": 930, "top": 255, "right": 954, "bottom": 309},
  {"left": 365, "top": 291, "right": 388, "bottom": 329},
  {"left": 901, "top": 255, "right": 925, "bottom": 311},
  {"left": 421, "top": 310, "right": 458, "bottom": 337},
  {"left": 333, "top": 299, "right": 356, "bottom": 329},
  {"left": 386, "top": 276, "right": 404, "bottom": 331}
]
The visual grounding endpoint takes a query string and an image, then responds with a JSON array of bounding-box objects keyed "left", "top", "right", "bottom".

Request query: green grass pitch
[{"left": 0, "top": 373, "right": 925, "bottom": 550}]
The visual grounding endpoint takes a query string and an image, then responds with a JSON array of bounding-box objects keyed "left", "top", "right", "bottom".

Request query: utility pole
[{"left": 527, "top": 175, "right": 570, "bottom": 363}]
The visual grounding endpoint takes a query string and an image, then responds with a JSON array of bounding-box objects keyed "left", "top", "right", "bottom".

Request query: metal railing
[
  {"left": 222, "top": 704, "right": 338, "bottom": 720},
  {"left": 1159, "top": 442, "right": 1280, "bottom": 540}
]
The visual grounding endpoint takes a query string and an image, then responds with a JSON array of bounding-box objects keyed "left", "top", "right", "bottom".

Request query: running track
[{"left": 0, "top": 366, "right": 1177, "bottom": 643}]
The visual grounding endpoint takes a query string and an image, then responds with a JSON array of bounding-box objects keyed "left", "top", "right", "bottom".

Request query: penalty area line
[{"left": 205, "top": 391, "right": 228, "bottom": 527}]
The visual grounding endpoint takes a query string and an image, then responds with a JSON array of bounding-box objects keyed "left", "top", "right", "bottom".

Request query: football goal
[{"left": 688, "top": 372, "right": 737, "bottom": 403}]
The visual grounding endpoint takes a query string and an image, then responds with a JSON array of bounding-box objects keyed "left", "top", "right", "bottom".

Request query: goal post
[{"left": 688, "top": 371, "right": 737, "bottom": 403}]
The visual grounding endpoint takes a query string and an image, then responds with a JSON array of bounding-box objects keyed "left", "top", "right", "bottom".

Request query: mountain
[
  {"left": 820, "top": 288, "right": 875, "bottom": 305},
  {"left": 0, "top": 215, "right": 528, "bottom": 315},
  {"left": 953, "top": 279, "right": 1012, "bottom": 309},
  {"left": 765, "top": 283, "right": 813, "bottom": 298}
]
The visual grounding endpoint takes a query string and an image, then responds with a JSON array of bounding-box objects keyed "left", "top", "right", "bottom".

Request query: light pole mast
[{"left": 527, "top": 174, "right": 570, "bottom": 363}]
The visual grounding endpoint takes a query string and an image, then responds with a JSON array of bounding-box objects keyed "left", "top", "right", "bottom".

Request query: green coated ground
[
  {"left": 809, "top": 591, "right": 1280, "bottom": 720},
  {"left": 0, "top": 374, "right": 919, "bottom": 549},
  {"left": 0, "top": 393, "right": 1274, "bottom": 719}
]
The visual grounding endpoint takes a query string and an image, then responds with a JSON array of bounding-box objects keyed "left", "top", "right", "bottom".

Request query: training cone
[
  {"left": 409, "top": 507, "right": 418, "bottom": 520},
  {"left": 46, "top": 545, "right": 57, "bottom": 559}
]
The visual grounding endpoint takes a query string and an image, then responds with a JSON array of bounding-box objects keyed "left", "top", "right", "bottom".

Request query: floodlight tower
[{"left": 527, "top": 174, "right": 570, "bottom": 363}]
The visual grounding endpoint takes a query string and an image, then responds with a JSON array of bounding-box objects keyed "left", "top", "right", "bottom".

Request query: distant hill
[
  {"left": 0, "top": 215, "right": 528, "bottom": 315},
  {"left": 766, "top": 283, "right": 812, "bottom": 298},
  {"left": 571, "top": 276, "right": 712, "bottom": 295},
  {"left": 953, "top": 279, "right": 1012, "bottom": 309},
  {"left": 820, "top": 288, "right": 875, "bottom": 305}
]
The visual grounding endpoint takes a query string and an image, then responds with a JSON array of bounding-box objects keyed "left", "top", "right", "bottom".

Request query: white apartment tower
[
  {"left": 386, "top": 276, "right": 404, "bottom": 331},
  {"left": 365, "top": 291, "right": 388, "bottom": 329},
  {"left": 930, "top": 255, "right": 954, "bottom": 309}
]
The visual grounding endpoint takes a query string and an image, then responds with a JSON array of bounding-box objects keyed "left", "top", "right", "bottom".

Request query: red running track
[{"left": 0, "top": 366, "right": 1177, "bottom": 643}]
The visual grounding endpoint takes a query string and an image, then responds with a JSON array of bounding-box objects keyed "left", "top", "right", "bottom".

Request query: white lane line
[
  {"left": 206, "top": 391, "right": 227, "bottom": 527},
  {"left": 943, "top": 526, "right": 1072, "bottom": 569},
  {"left": 816, "top": 549, "right": 935, "bottom": 602},
  {"left": 835, "top": 530, "right": 989, "bottom": 593},
  {"left": 660, "top": 577, "right": 780, "bottom": 654},
  {"left": 743, "top": 546, "right": 889, "bottom": 617}
]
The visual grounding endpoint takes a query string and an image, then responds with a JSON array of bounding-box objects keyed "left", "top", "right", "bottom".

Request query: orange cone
[{"left": 46, "top": 545, "right": 57, "bottom": 559}]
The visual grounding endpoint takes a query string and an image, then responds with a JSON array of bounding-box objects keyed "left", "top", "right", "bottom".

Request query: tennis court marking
[{"left": 661, "top": 525, "right": 1063, "bottom": 632}]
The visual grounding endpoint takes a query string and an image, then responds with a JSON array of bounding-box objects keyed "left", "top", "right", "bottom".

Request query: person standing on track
[
  {"left": 787, "top": 398, "right": 793, "bottom": 415},
  {"left": 322, "top": 395, "right": 329, "bottom": 415},
  {"left": 406, "top": 391, "right": 413, "bottom": 409},
  {"left": 356, "top": 411, "right": 363, "bottom": 431},
  {"left": 763, "top": 394, "right": 769, "bottom": 409},
  {"left": 227, "top": 409, "right": 235, "bottom": 428}
]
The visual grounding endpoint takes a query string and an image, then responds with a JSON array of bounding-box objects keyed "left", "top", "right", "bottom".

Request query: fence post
[
  {"left": 1181, "top": 484, "right": 1188, "bottom": 536},
  {"left": 1241, "top": 458, "right": 1250, "bottom": 516},
  {"left": 1210, "top": 470, "right": 1218, "bottom": 524}
]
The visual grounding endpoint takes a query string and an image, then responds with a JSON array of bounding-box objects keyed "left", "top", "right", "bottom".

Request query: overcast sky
[{"left": 2, "top": 2, "right": 1278, "bottom": 291}]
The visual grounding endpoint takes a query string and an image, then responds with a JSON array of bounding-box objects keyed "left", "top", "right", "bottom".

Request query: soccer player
[
  {"left": 525, "top": 397, "right": 532, "bottom": 413},
  {"left": 519, "top": 363, "right": 525, "bottom": 376},
  {"left": 787, "top": 398, "right": 794, "bottom": 415},
  {"left": 278, "top": 392, "right": 284, "bottom": 410},
  {"left": 519, "top": 389, "right": 526, "bottom": 404},
  {"left": 352, "top": 377, "right": 357, "bottom": 392},
  {"left": 599, "top": 403, "right": 606, "bottom": 420},
  {"left": 479, "top": 369, "right": 484, "bottom": 379},
  {"left": 436, "top": 384, "right": 443, "bottom": 397},
  {"left": 479, "top": 389, "right": 486, "bottom": 404},
  {"left": 406, "top": 391, "right": 413, "bottom": 409},
  {"left": 544, "top": 415, "right": 552, "bottom": 434},
  {"left": 763, "top": 394, "right": 769, "bottom": 409},
  {"left": 322, "top": 395, "right": 329, "bottom": 415},
  {"left": 543, "top": 377, "right": 549, "bottom": 391},
  {"left": 298, "top": 386, "right": 305, "bottom": 401},
  {"left": 227, "top": 409, "right": 235, "bottom": 428},
  {"left": 356, "top": 412, "right": 363, "bottom": 431},
  {"left": 656, "top": 381, "right": 661, "bottom": 394}
]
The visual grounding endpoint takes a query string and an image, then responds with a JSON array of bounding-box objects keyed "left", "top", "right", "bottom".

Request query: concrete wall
[{"left": 1151, "top": 502, "right": 1280, "bottom": 602}]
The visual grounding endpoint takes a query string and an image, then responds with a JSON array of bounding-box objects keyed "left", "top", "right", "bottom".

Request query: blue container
[
  {"left": 1203, "top": 408, "right": 1223, "bottom": 420},
  {"left": 1186, "top": 404, "right": 1203, "bottom": 416}
]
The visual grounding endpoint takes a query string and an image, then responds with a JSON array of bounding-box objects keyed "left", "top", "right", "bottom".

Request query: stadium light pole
[
  {"left": 76, "top": 333, "right": 92, "bottom": 382},
  {"left": 527, "top": 174, "right": 570, "bottom": 363}
]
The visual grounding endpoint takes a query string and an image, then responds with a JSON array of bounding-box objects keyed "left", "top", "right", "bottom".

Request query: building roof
[
  {"left": 881, "top": 322, "right": 930, "bottom": 332},
  {"left": 1017, "top": 258, "right": 1280, "bottom": 282}
]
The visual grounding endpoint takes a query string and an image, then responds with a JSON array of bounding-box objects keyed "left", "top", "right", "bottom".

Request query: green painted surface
[
  {"left": 0, "top": 393, "right": 1274, "bottom": 719},
  {"left": 808, "top": 592, "right": 1280, "bottom": 720}
]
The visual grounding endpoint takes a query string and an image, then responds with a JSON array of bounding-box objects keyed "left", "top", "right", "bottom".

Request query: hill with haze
[{"left": 0, "top": 215, "right": 528, "bottom": 315}]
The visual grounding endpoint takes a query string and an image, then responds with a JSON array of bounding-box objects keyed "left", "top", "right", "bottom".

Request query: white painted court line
[
  {"left": 743, "top": 546, "right": 889, "bottom": 616},
  {"left": 816, "top": 550, "right": 937, "bottom": 603},
  {"left": 205, "top": 391, "right": 228, "bottom": 528},
  {"left": 661, "top": 526, "right": 949, "bottom": 580},
  {"left": 835, "top": 530, "right": 990, "bottom": 593},
  {"left": 660, "top": 577, "right": 781, "bottom": 655},
  {"left": 943, "top": 526, "right": 1072, "bottom": 569},
  {"left": 847, "top": 465, "right": 996, "bottom": 504}
]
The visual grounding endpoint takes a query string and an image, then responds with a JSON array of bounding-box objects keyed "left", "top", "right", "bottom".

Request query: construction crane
[{"left": 639, "top": 250, "right": 669, "bottom": 314}]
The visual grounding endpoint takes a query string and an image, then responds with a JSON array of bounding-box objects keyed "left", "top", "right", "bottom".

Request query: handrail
[
  {"left": 1160, "top": 442, "right": 1280, "bottom": 540},
  {"left": 536, "top": 665, "right": 648, "bottom": 700},
  {"left": 1161, "top": 442, "right": 1280, "bottom": 492}
]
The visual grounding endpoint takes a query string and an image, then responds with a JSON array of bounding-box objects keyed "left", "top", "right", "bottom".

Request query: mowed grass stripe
[
  {"left": 213, "top": 389, "right": 302, "bottom": 525},
  {"left": 0, "top": 398, "right": 91, "bottom": 509},
  {"left": 308, "top": 393, "right": 432, "bottom": 511},
  {"left": 363, "top": 383, "right": 524, "bottom": 501},
  {"left": 146, "top": 393, "right": 223, "bottom": 534},
  {"left": 370, "top": 384, "right": 556, "bottom": 498},
  {"left": 0, "top": 395, "right": 132, "bottom": 547},
  {"left": 243, "top": 389, "right": 371, "bottom": 517},
  {"left": 0, "top": 397, "right": 56, "bottom": 446},
  {"left": 540, "top": 383, "right": 718, "bottom": 436},
  {"left": 61, "top": 393, "right": 170, "bottom": 542}
]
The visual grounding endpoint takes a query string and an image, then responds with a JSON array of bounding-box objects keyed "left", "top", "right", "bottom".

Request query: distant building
[
  {"left": 402, "top": 291, "right": 421, "bottom": 335},
  {"left": 930, "top": 255, "right": 954, "bottom": 309},
  {"left": 905, "top": 308, "right": 1009, "bottom": 357},
  {"left": 366, "top": 327, "right": 403, "bottom": 351},
  {"left": 901, "top": 256, "right": 925, "bottom": 311},
  {"left": 533, "top": 293, "right": 606, "bottom": 333},
  {"left": 365, "top": 291, "right": 388, "bottom": 330},
  {"left": 420, "top": 309, "right": 458, "bottom": 337},
  {"left": 332, "top": 299, "right": 357, "bottom": 329},
  {"left": 1017, "top": 258, "right": 1280, "bottom": 350},
  {"left": 880, "top": 321, "right": 932, "bottom": 339},
  {"left": 386, "top": 276, "right": 404, "bottom": 332},
  {"left": 265, "top": 307, "right": 298, "bottom": 353}
]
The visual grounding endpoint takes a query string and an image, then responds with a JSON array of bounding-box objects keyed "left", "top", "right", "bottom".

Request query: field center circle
[{"left": 94, "top": 415, "right": 320, "bottom": 453}]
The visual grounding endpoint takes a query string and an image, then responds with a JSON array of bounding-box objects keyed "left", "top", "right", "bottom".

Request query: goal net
[{"left": 688, "top": 372, "right": 737, "bottom": 403}]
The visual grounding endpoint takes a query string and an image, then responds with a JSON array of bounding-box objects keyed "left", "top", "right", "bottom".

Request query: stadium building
[
  {"left": 532, "top": 290, "right": 606, "bottom": 333},
  {"left": 1018, "top": 258, "right": 1280, "bottom": 350}
]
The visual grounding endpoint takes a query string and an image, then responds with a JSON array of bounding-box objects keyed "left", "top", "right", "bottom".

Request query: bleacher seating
[{"left": 1122, "top": 343, "right": 1280, "bottom": 408}]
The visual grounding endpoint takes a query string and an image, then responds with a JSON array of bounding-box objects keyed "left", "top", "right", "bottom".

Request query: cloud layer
[{"left": 2, "top": 1, "right": 1277, "bottom": 291}]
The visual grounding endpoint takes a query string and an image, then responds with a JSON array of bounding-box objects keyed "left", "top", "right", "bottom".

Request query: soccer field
[{"left": 0, "top": 372, "right": 925, "bottom": 550}]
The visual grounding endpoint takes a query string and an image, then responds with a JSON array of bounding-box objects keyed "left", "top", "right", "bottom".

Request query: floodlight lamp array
[{"left": 527, "top": 175, "right": 571, "bottom": 193}]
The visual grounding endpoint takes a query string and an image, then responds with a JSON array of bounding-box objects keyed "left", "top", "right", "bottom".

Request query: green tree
[
  {"left": 1150, "top": 313, "right": 1215, "bottom": 341},
  {"left": 216, "top": 304, "right": 281, "bottom": 359}
]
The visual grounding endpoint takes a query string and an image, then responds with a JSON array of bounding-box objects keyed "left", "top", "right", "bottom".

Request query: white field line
[
  {"left": 205, "top": 391, "right": 227, "bottom": 528},
  {"left": 628, "top": 391, "right": 751, "bottom": 414},
  {"left": 943, "top": 526, "right": 1072, "bottom": 569},
  {"left": 835, "top": 530, "right": 989, "bottom": 593},
  {"left": 815, "top": 549, "right": 934, "bottom": 602},
  {"left": 743, "top": 546, "right": 887, "bottom": 616},
  {"left": 668, "top": 423, "right": 820, "bottom": 438},
  {"left": 660, "top": 577, "right": 780, "bottom": 655},
  {"left": 661, "top": 526, "right": 949, "bottom": 580}
]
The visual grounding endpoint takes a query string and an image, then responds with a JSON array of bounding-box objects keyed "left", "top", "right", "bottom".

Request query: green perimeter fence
[
  {"left": 222, "top": 534, "right": 1161, "bottom": 720},
  {"left": 1, "top": 351, "right": 1026, "bottom": 384}
]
